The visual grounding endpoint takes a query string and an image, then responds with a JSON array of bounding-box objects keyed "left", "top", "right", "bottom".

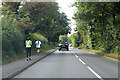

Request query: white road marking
[
  {"left": 78, "top": 58, "right": 85, "bottom": 65},
  {"left": 71, "top": 49, "right": 103, "bottom": 80},
  {"left": 87, "top": 67, "right": 102, "bottom": 79},
  {"left": 75, "top": 55, "right": 79, "bottom": 58},
  {"left": 72, "top": 50, "right": 86, "bottom": 65}
]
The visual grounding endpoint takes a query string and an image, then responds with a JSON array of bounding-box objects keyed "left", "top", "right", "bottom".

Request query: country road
[{"left": 14, "top": 47, "right": 118, "bottom": 79}]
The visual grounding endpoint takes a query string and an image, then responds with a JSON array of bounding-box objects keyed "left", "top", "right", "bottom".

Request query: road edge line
[
  {"left": 72, "top": 49, "right": 103, "bottom": 80},
  {"left": 2, "top": 49, "right": 57, "bottom": 80}
]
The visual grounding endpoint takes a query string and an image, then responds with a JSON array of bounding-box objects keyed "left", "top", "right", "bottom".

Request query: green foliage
[
  {"left": 68, "top": 37, "right": 72, "bottom": 44},
  {"left": 30, "top": 33, "right": 48, "bottom": 43},
  {"left": 20, "top": 2, "right": 71, "bottom": 42},
  {"left": 1, "top": 2, "right": 71, "bottom": 64},
  {"left": 2, "top": 2, "right": 20, "bottom": 14},
  {"left": 2, "top": 14, "right": 25, "bottom": 63},
  {"left": 2, "top": 16, "right": 24, "bottom": 51},
  {"left": 59, "top": 35, "right": 68, "bottom": 42},
  {"left": 73, "top": 2, "right": 120, "bottom": 53},
  {"left": 70, "top": 33, "right": 79, "bottom": 47}
]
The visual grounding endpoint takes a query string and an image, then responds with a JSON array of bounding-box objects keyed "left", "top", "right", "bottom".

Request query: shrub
[
  {"left": 2, "top": 16, "right": 25, "bottom": 64},
  {"left": 30, "top": 33, "right": 48, "bottom": 44}
]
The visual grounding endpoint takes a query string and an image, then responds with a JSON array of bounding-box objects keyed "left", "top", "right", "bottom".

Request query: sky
[
  {"left": 56, "top": 0, "right": 77, "bottom": 37},
  {"left": 0, "top": 0, "right": 1, "bottom": 7}
]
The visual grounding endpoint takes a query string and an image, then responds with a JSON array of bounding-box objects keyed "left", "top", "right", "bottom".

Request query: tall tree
[
  {"left": 73, "top": 2, "right": 120, "bottom": 53},
  {"left": 20, "top": 2, "right": 71, "bottom": 42}
]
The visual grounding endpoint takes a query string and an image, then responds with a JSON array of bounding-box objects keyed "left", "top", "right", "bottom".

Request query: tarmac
[{"left": 2, "top": 48, "right": 57, "bottom": 79}]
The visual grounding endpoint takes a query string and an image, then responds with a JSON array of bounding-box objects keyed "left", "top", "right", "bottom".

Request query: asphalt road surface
[{"left": 15, "top": 47, "right": 118, "bottom": 79}]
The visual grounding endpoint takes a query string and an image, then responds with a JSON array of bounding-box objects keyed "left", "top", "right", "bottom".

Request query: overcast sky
[
  {"left": 57, "top": 0, "right": 77, "bottom": 37},
  {"left": 0, "top": 0, "right": 1, "bottom": 7}
]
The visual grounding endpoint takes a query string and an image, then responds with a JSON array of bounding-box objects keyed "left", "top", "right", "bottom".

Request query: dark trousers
[{"left": 26, "top": 47, "right": 31, "bottom": 58}]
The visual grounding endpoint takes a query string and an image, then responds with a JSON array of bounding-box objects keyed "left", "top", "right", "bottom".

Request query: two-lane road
[{"left": 15, "top": 48, "right": 118, "bottom": 79}]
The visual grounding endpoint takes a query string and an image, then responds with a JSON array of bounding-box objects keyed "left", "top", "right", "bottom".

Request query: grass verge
[
  {"left": 77, "top": 47, "right": 120, "bottom": 60},
  {"left": 2, "top": 44, "right": 54, "bottom": 65}
]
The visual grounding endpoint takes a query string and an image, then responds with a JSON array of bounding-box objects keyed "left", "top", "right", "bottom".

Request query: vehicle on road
[{"left": 58, "top": 42, "right": 69, "bottom": 51}]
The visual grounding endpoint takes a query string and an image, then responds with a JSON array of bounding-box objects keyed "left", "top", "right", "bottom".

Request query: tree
[
  {"left": 73, "top": 2, "right": 120, "bottom": 53},
  {"left": 20, "top": 2, "right": 71, "bottom": 42},
  {"left": 70, "top": 33, "right": 79, "bottom": 47},
  {"left": 59, "top": 35, "right": 68, "bottom": 42}
]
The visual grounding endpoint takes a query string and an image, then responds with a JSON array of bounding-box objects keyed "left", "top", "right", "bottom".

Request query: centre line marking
[
  {"left": 71, "top": 49, "right": 103, "bottom": 80},
  {"left": 75, "top": 55, "right": 79, "bottom": 58},
  {"left": 87, "top": 67, "right": 102, "bottom": 79},
  {"left": 79, "top": 58, "right": 85, "bottom": 65},
  {"left": 72, "top": 50, "right": 86, "bottom": 65}
]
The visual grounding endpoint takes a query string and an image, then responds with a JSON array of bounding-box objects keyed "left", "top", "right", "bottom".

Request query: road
[{"left": 14, "top": 47, "right": 118, "bottom": 79}]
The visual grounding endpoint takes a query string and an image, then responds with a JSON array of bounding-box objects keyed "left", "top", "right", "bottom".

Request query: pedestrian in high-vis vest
[{"left": 25, "top": 37, "right": 32, "bottom": 61}]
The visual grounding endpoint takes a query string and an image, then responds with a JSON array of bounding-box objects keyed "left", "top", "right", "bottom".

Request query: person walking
[
  {"left": 35, "top": 39, "right": 41, "bottom": 56},
  {"left": 25, "top": 37, "right": 32, "bottom": 61}
]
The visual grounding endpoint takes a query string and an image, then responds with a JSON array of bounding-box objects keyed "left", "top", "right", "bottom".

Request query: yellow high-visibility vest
[{"left": 26, "top": 40, "right": 32, "bottom": 47}]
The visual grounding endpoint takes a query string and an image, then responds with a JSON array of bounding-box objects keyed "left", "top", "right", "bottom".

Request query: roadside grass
[
  {"left": 2, "top": 51, "right": 26, "bottom": 65},
  {"left": 31, "top": 44, "right": 54, "bottom": 55},
  {"left": 76, "top": 47, "right": 119, "bottom": 60},
  {"left": 2, "top": 44, "right": 54, "bottom": 65},
  {"left": 98, "top": 53, "right": 119, "bottom": 60}
]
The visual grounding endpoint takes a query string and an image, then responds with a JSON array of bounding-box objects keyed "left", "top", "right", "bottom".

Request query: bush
[
  {"left": 2, "top": 16, "right": 25, "bottom": 64},
  {"left": 30, "top": 33, "right": 48, "bottom": 44},
  {"left": 70, "top": 33, "right": 79, "bottom": 47},
  {"left": 2, "top": 16, "right": 24, "bottom": 51}
]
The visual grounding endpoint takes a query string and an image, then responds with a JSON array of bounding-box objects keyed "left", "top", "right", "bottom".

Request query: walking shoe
[
  {"left": 27, "top": 58, "right": 29, "bottom": 61},
  {"left": 29, "top": 57, "right": 31, "bottom": 60}
]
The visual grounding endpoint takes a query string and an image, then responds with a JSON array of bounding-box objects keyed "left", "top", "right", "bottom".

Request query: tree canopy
[
  {"left": 1, "top": 2, "right": 71, "bottom": 63},
  {"left": 72, "top": 2, "right": 120, "bottom": 53}
]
